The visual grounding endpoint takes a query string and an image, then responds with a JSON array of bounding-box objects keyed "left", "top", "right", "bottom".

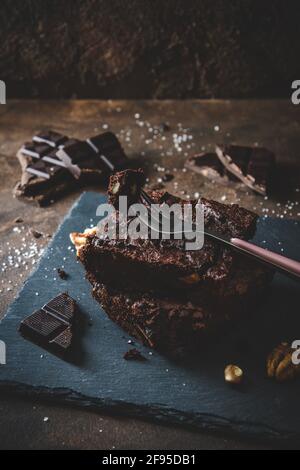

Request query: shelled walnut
[{"left": 267, "top": 342, "right": 300, "bottom": 382}]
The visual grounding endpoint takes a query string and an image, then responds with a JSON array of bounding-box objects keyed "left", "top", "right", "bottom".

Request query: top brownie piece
[{"left": 72, "top": 170, "right": 271, "bottom": 296}]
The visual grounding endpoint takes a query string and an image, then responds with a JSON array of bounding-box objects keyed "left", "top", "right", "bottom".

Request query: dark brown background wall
[{"left": 1, "top": 0, "right": 300, "bottom": 99}]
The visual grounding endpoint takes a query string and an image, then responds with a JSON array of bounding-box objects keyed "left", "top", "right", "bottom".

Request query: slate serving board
[{"left": 1, "top": 192, "right": 300, "bottom": 444}]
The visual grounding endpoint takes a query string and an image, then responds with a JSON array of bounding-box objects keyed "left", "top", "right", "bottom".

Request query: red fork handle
[{"left": 231, "top": 238, "right": 300, "bottom": 280}]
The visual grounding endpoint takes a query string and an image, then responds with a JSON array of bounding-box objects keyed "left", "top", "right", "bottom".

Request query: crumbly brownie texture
[
  {"left": 89, "top": 277, "right": 262, "bottom": 356},
  {"left": 14, "top": 131, "right": 127, "bottom": 206},
  {"left": 108, "top": 168, "right": 145, "bottom": 208}
]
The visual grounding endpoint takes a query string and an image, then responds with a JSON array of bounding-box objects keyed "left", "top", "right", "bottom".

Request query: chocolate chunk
[
  {"left": 30, "top": 228, "right": 43, "bottom": 239},
  {"left": 14, "top": 130, "right": 128, "bottom": 206},
  {"left": 19, "top": 293, "right": 77, "bottom": 356},
  {"left": 159, "top": 122, "right": 171, "bottom": 132},
  {"left": 57, "top": 268, "right": 68, "bottom": 280},
  {"left": 185, "top": 152, "right": 225, "bottom": 179},
  {"left": 33, "top": 131, "right": 68, "bottom": 148},
  {"left": 86, "top": 132, "right": 128, "bottom": 172},
  {"left": 22, "top": 142, "right": 52, "bottom": 159},
  {"left": 215, "top": 145, "right": 276, "bottom": 196},
  {"left": 50, "top": 326, "right": 73, "bottom": 352},
  {"left": 162, "top": 173, "right": 174, "bottom": 182},
  {"left": 123, "top": 348, "right": 147, "bottom": 361},
  {"left": 186, "top": 145, "right": 276, "bottom": 196},
  {"left": 57, "top": 141, "right": 94, "bottom": 165}
]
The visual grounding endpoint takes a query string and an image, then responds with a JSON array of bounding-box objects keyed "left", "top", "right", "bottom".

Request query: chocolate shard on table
[
  {"left": 14, "top": 130, "right": 128, "bottom": 206},
  {"left": 19, "top": 293, "right": 78, "bottom": 356},
  {"left": 185, "top": 144, "right": 276, "bottom": 196},
  {"left": 185, "top": 152, "right": 225, "bottom": 180},
  {"left": 70, "top": 169, "right": 273, "bottom": 355}
]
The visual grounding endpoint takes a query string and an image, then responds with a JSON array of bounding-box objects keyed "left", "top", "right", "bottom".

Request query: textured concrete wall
[{"left": 1, "top": 0, "right": 299, "bottom": 98}]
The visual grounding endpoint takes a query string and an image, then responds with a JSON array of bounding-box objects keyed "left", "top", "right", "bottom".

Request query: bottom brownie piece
[{"left": 88, "top": 274, "right": 267, "bottom": 357}]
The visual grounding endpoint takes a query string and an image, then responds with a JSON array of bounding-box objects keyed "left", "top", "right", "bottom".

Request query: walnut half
[
  {"left": 70, "top": 227, "right": 97, "bottom": 255},
  {"left": 267, "top": 342, "right": 300, "bottom": 382}
]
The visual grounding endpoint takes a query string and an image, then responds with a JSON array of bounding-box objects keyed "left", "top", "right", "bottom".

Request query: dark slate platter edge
[
  {"left": 0, "top": 381, "right": 298, "bottom": 445},
  {"left": 1, "top": 192, "right": 299, "bottom": 446}
]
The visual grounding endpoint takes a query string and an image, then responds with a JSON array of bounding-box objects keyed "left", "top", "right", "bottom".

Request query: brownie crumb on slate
[
  {"left": 57, "top": 268, "right": 68, "bottom": 280},
  {"left": 123, "top": 348, "right": 147, "bottom": 361}
]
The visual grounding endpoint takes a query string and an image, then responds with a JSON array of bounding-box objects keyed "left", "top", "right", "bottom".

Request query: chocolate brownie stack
[{"left": 71, "top": 170, "right": 273, "bottom": 357}]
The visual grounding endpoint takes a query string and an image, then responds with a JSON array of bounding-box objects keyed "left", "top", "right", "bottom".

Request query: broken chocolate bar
[
  {"left": 19, "top": 293, "right": 77, "bottom": 355},
  {"left": 14, "top": 130, "right": 128, "bottom": 206},
  {"left": 215, "top": 145, "right": 275, "bottom": 196},
  {"left": 185, "top": 152, "right": 225, "bottom": 180},
  {"left": 185, "top": 144, "right": 276, "bottom": 196}
]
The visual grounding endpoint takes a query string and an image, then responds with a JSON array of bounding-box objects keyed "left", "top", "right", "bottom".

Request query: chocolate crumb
[
  {"left": 123, "top": 348, "right": 146, "bottom": 361},
  {"left": 162, "top": 173, "right": 174, "bottom": 182},
  {"left": 57, "top": 268, "right": 68, "bottom": 280},
  {"left": 160, "top": 122, "right": 171, "bottom": 132},
  {"left": 30, "top": 229, "right": 43, "bottom": 239}
]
